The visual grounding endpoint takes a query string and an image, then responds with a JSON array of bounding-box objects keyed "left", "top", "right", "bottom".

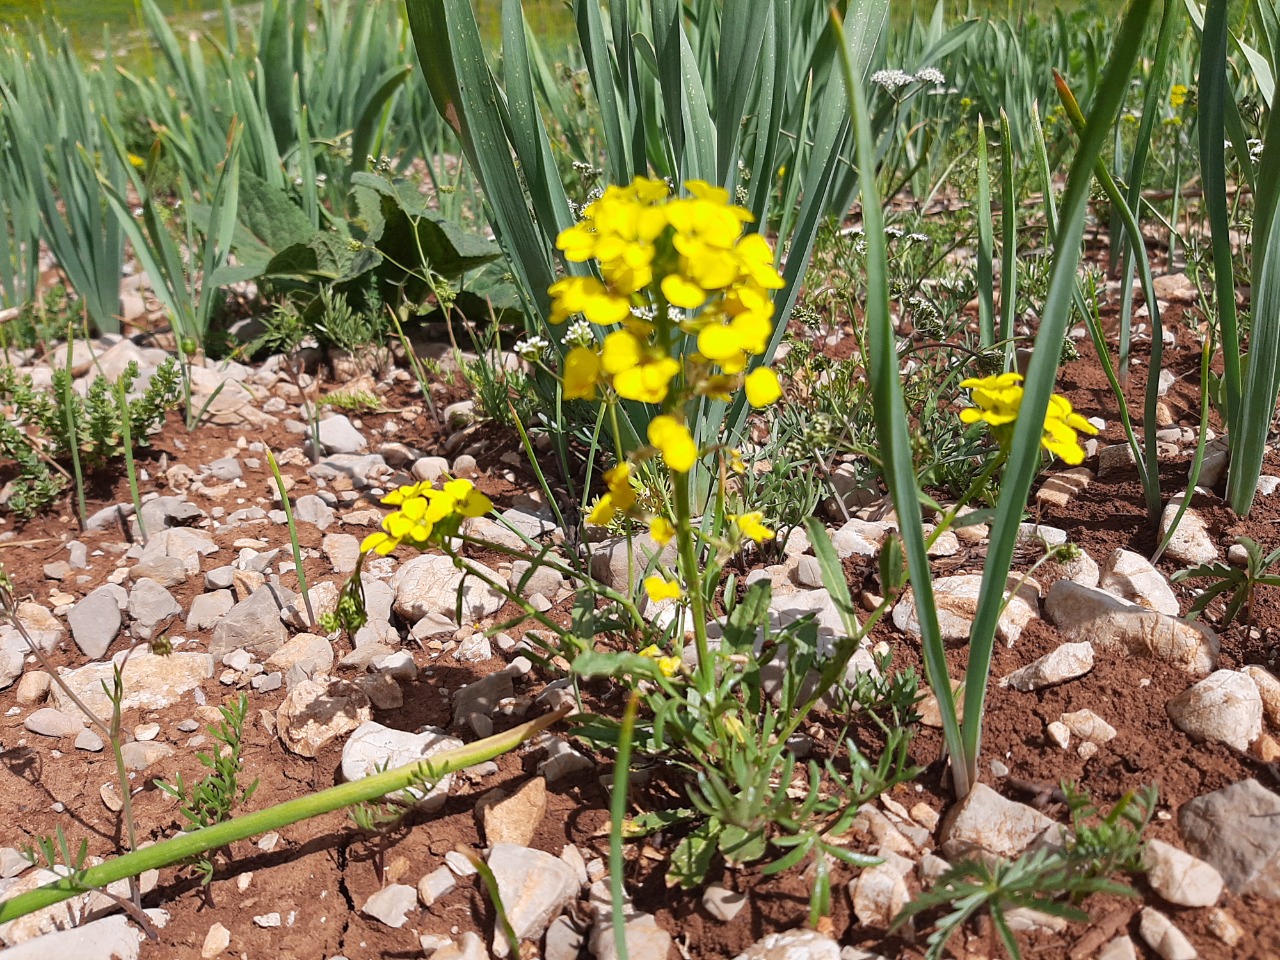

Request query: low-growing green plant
[
  {"left": 267, "top": 449, "right": 315, "bottom": 629},
  {"left": 0, "top": 357, "right": 180, "bottom": 519},
  {"left": 1173, "top": 536, "right": 1280, "bottom": 628},
  {"left": 155, "top": 694, "right": 258, "bottom": 883},
  {"left": 894, "top": 783, "right": 1157, "bottom": 960}
]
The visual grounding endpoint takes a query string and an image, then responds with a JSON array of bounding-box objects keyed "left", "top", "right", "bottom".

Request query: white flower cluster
[
  {"left": 871, "top": 69, "right": 914, "bottom": 91},
  {"left": 564, "top": 319, "right": 594, "bottom": 348},
  {"left": 516, "top": 336, "right": 550, "bottom": 361},
  {"left": 871, "top": 67, "right": 947, "bottom": 91}
]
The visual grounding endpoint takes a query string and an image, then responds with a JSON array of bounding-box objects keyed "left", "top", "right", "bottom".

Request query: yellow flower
[
  {"left": 548, "top": 275, "right": 631, "bottom": 326},
  {"left": 744, "top": 367, "right": 782, "bottom": 407},
  {"left": 1170, "top": 83, "right": 1188, "bottom": 109},
  {"left": 649, "top": 516, "right": 676, "bottom": 546},
  {"left": 441, "top": 478, "right": 493, "bottom": 517},
  {"left": 731, "top": 511, "right": 774, "bottom": 544},
  {"left": 562, "top": 346, "right": 601, "bottom": 400},
  {"left": 588, "top": 496, "right": 617, "bottom": 527},
  {"left": 959, "top": 372, "right": 1025, "bottom": 428},
  {"left": 360, "top": 531, "right": 398, "bottom": 555},
  {"left": 601, "top": 330, "right": 681, "bottom": 404},
  {"left": 604, "top": 464, "right": 637, "bottom": 512},
  {"left": 643, "top": 575, "right": 684, "bottom": 603},
  {"left": 648, "top": 415, "right": 698, "bottom": 473},
  {"left": 720, "top": 714, "right": 746, "bottom": 742},
  {"left": 1040, "top": 395, "right": 1098, "bottom": 465},
  {"left": 638, "top": 643, "right": 682, "bottom": 678}
]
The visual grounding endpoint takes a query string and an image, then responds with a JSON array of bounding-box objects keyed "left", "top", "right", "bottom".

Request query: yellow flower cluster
[
  {"left": 638, "top": 643, "right": 682, "bottom": 678},
  {"left": 360, "top": 478, "right": 493, "bottom": 556},
  {"left": 549, "top": 176, "right": 785, "bottom": 426},
  {"left": 1170, "top": 84, "right": 1188, "bottom": 109},
  {"left": 959, "top": 372, "right": 1098, "bottom": 465}
]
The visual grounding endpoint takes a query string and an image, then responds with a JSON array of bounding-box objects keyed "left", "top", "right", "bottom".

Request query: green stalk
[
  {"left": 975, "top": 116, "right": 995, "bottom": 350},
  {"left": 997, "top": 109, "right": 1018, "bottom": 369},
  {"left": 609, "top": 692, "right": 640, "bottom": 960},
  {"left": 0, "top": 707, "right": 569, "bottom": 925},
  {"left": 115, "top": 378, "right": 147, "bottom": 546},
  {"left": 829, "top": 12, "right": 964, "bottom": 791},
  {"left": 1198, "top": 0, "right": 1242, "bottom": 456},
  {"left": 60, "top": 337, "right": 87, "bottom": 531},
  {"left": 673, "top": 472, "right": 713, "bottom": 697},
  {"left": 1055, "top": 74, "right": 1164, "bottom": 525},
  {"left": 267, "top": 449, "right": 313, "bottom": 629}
]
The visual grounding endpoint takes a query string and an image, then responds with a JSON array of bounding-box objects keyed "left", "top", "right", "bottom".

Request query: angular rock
[
  {"left": 128, "top": 555, "right": 187, "bottom": 588},
  {"left": 186, "top": 589, "right": 235, "bottom": 632},
  {"left": 589, "top": 534, "right": 678, "bottom": 594},
  {"left": 1138, "top": 907, "right": 1196, "bottom": 960},
  {"left": 23, "top": 708, "right": 82, "bottom": 738},
  {"left": 1099, "top": 549, "right": 1180, "bottom": 616},
  {"left": 293, "top": 494, "right": 335, "bottom": 531},
  {"left": 1000, "top": 642, "right": 1094, "bottom": 691},
  {"left": 1166, "top": 670, "right": 1262, "bottom": 750},
  {"left": 277, "top": 677, "right": 371, "bottom": 757},
  {"left": 120, "top": 741, "right": 175, "bottom": 771},
  {"left": 702, "top": 885, "right": 746, "bottom": 923},
  {"left": 126, "top": 578, "right": 182, "bottom": 640},
  {"left": 417, "top": 866, "right": 457, "bottom": 907},
  {"left": 68, "top": 588, "right": 123, "bottom": 659},
  {"left": 477, "top": 777, "right": 548, "bottom": 848},
  {"left": 316, "top": 414, "right": 368, "bottom": 454},
  {"left": 361, "top": 883, "right": 417, "bottom": 928},
  {"left": 52, "top": 652, "right": 213, "bottom": 720},
  {"left": 392, "top": 553, "right": 505, "bottom": 625},
  {"left": 588, "top": 912, "right": 672, "bottom": 960},
  {"left": 341, "top": 721, "right": 463, "bottom": 810},
  {"left": 210, "top": 587, "right": 288, "bottom": 657},
  {"left": 322, "top": 533, "right": 361, "bottom": 574},
  {"left": 0, "top": 911, "right": 153, "bottom": 958},
  {"left": 831, "top": 518, "right": 894, "bottom": 559},
  {"left": 1180, "top": 778, "right": 1280, "bottom": 898},
  {"left": 940, "top": 783, "right": 1063, "bottom": 862},
  {"left": 1036, "top": 467, "right": 1093, "bottom": 508},
  {"left": 893, "top": 574, "right": 1039, "bottom": 647},
  {"left": 733, "top": 930, "right": 842, "bottom": 960},
  {"left": 1143, "top": 838, "right": 1223, "bottom": 907},
  {"left": 486, "top": 843, "right": 579, "bottom": 956},
  {"left": 1045, "top": 580, "right": 1217, "bottom": 675},
  {"left": 1097, "top": 936, "right": 1138, "bottom": 960},
  {"left": 1242, "top": 665, "right": 1280, "bottom": 730},
  {"left": 851, "top": 859, "right": 910, "bottom": 928},
  {"left": 1060, "top": 709, "right": 1117, "bottom": 744},
  {"left": 266, "top": 633, "right": 334, "bottom": 685},
  {"left": 1160, "top": 498, "right": 1218, "bottom": 566}
]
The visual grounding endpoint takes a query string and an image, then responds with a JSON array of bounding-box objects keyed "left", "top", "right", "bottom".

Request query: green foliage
[
  {"left": 220, "top": 169, "right": 501, "bottom": 319},
  {"left": 895, "top": 784, "right": 1157, "bottom": 960},
  {"left": 154, "top": 695, "right": 259, "bottom": 884},
  {"left": 0, "top": 358, "right": 179, "bottom": 519},
  {"left": 1173, "top": 536, "right": 1280, "bottom": 627}
]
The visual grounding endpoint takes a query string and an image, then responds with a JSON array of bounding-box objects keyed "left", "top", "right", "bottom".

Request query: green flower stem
[
  {"left": 673, "top": 471, "right": 713, "bottom": 697},
  {"left": 609, "top": 692, "right": 640, "bottom": 960},
  {"left": 267, "top": 450, "right": 314, "bottom": 629},
  {"left": 0, "top": 707, "right": 570, "bottom": 926},
  {"left": 115, "top": 378, "right": 146, "bottom": 546}
]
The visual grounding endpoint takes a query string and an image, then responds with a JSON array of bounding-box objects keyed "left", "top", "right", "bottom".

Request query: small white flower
[
  {"left": 907, "top": 232, "right": 930, "bottom": 243},
  {"left": 564, "top": 320, "right": 594, "bottom": 347},
  {"left": 516, "top": 336, "right": 549, "bottom": 361},
  {"left": 914, "top": 66, "right": 946, "bottom": 86},
  {"left": 871, "top": 69, "right": 914, "bottom": 91},
  {"left": 885, "top": 225, "right": 904, "bottom": 238}
]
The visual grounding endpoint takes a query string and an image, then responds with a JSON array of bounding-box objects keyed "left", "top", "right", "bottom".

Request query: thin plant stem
[
  {"left": 60, "top": 336, "right": 87, "bottom": 531},
  {"left": 0, "top": 707, "right": 570, "bottom": 925},
  {"left": 672, "top": 474, "right": 712, "bottom": 696},
  {"left": 609, "top": 691, "right": 640, "bottom": 960},
  {"left": 115, "top": 377, "right": 146, "bottom": 545},
  {"left": 267, "top": 449, "right": 314, "bottom": 629}
]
